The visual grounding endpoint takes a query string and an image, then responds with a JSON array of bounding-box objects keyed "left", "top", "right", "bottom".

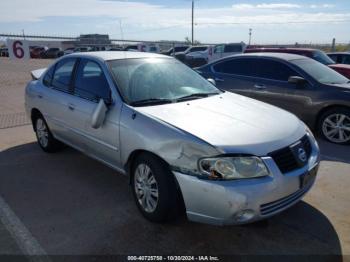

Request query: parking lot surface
[{"left": 0, "top": 58, "right": 349, "bottom": 260}]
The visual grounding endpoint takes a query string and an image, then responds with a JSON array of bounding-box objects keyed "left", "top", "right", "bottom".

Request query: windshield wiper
[
  {"left": 130, "top": 98, "right": 174, "bottom": 107},
  {"left": 176, "top": 92, "right": 220, "bottom": 102}
]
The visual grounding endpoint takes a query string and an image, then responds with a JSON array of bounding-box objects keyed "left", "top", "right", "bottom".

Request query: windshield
[
  {"left": 312, "top": 50, "right": 335, "bottom": 65},
  {"left": 293, "top": 58, "right": 349, "bottom": 84},
  {"left": 108, "top": 58, "right": 220, "bottom": 106}
]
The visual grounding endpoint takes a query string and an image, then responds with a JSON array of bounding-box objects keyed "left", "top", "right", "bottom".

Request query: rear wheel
[
  {"left": 318, "top": 108, "right": 350, "bottom": 145},
  {"left": 34, "top": 115, "right": 61, "bottom": 152},
  {"left": 131, "top": 154, "right": 180, "bottom": 222}
]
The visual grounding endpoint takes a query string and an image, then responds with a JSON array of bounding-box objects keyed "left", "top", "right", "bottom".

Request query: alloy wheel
[
  {"left": 322, "top": 113, "right": 350, "bottom": 143},
  {"left": 134, "top": 163, "right": 159, "bottom": 213},
  {"left": 36, "top": 118, "right": 49, "bottom": 148}
]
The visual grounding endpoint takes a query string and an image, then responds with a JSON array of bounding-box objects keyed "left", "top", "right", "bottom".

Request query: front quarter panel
[{"left": 119, "top": 105, "right": 220, "bottom": 173}]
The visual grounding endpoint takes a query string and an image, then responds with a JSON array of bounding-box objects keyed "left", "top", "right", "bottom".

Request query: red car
[
  {"left": 245, "top": 47, "right": 350, "bottom": 79},
  {"left": 30, "top": 46, "right": 46, "bottom": 59}
]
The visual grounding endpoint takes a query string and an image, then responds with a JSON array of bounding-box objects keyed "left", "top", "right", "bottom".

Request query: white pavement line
[{"left": 0, "top": 195, "right": 51, "bottom": 262}]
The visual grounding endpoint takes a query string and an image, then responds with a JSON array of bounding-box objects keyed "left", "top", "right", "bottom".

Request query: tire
[
  {"left": 131, "top": 154, "right": 181, "bottom": 222},
  {"left": 318, "top": 107, "right": 350, "bottom": 145},
  {"left": 34, "top": 115, "right": 62, "bottom": 152}
]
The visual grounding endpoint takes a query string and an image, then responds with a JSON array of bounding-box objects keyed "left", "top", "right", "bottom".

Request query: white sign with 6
[{"left": 6, "top": 39, "right": 30, "bottom": 61}]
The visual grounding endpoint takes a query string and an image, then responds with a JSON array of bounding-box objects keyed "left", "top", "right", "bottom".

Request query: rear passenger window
[
  {"left": 213, "top": 58, "right": 255, "bottom": 76},
  {"left": 43, "top": 66, "right": 55, "bottom": 87},
  {"left": 74, "top": 60, "right": 110, "bottom": 102},
  {"left": 51, "top": 59, "right": 76, "bottom": 93}
]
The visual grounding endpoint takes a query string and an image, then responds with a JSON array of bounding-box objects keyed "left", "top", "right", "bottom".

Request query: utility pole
[
  {"left": 192, "top": 0, "right": 194, "bottom": 45},
  {"left": 332, "top": 38, "right": 336, "bottom": 52},
  {"left": 249, "top": 28, "right": 252, "bottom": 45}
]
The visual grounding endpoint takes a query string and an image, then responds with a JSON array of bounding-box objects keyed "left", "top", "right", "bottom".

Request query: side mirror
[
  {"left": 288, "top": 76, "right": 307, "bottom": 87},
  {"left": 91, "top": 99, "right": 108, "bottom": 129},
  {"left": 207, "top": 78, "right": 216, "bottom": 86}
]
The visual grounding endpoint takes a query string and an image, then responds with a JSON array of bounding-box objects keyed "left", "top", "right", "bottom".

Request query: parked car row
[{"left": 164, "top": 42, "right": 247, "bottom": 68}]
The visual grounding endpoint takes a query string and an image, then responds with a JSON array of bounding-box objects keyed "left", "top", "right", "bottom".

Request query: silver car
[{"left": 25, "top": 51, "right": 320, "bottom": 225}]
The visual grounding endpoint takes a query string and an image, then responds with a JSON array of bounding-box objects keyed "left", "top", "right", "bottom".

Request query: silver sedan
[{"left": 25, "top": 51, "right": 320, "bottom": 225}]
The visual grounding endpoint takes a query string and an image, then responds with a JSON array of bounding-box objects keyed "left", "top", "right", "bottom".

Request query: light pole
[
  {"left": 249, "top": 28, "right": 252, "bottom": 45},
  {"left": 191, "top": 0, "right": 194, "bottom": 45}
]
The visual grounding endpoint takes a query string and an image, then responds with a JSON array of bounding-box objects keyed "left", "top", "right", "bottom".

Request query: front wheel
[
  {"left": 318, "top": 108, "right": 350, "bottom": 145},
  {"left": 131, "top": 154, "right": 181, "bottom": 222}
]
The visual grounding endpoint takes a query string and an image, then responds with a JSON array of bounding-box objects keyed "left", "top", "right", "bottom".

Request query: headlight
[{"left": 198, "top": 156, "right": 269, "bottom": 180}]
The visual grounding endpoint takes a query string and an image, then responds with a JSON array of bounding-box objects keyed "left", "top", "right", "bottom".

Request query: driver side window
[{"left": 73, "top": 59, "right": 111, "bottom": 102}]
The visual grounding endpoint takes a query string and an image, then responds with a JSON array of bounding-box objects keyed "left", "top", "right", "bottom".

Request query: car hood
[
  {"left": 329, "top": 63, "right": 350, "bottom": 70},
  {"left": 328, "top": 82, "right": 350, "bottom": 89},
  {"left": 136, "top": 92, "right": 306, "bottom": 156}
]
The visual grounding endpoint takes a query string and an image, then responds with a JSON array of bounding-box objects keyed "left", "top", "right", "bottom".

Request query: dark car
[
  {"left": 30, "top": 46, "right": 45, "bottom": 58},
  {"left": 161, "top": 45, "right": 190, "bottom": 56},
  {"left": 245, "top": 47, "right": 350, "bottom": 79},
  {"left": 0, "top": 47, "right": 9, "bottom": 57},
  {"left": 41, "top": 48, "right": 63, "bottom": 59},
  {"left": 197, "top": 53, "right": 350, "bottom": 144},
  {"left": 328, "top": 52, "right": 350, "bottom": 65}
]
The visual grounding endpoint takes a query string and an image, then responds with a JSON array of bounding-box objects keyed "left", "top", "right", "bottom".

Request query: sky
[{"left": 0, "top": 0, "right": 350, "bottom": 44}]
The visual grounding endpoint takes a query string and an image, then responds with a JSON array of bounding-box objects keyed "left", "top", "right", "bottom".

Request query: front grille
[
  {"left": 268, "top": 135, "right": 312, "bottom": 174},
  {"left": 260, "top": 184, "right": 311, "bottom": 216}
]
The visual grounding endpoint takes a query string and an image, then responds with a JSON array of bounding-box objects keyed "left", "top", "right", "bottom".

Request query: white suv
[{"left": 186, "top": 43, "right": 247, "bottom": 67}]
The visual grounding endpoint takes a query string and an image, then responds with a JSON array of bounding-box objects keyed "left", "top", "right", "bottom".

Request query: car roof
[
  {"left": 66, "top": 51, "right": 167, "bottom": 61},
  {"left": 247, "top": 47, "right": 316, "bottom": 52},
  {"left": 327, "top": 52, "right": 350, "bottom": 55},
  {"left": 227, "top": 52, "right": 308, "bottom": 61}
]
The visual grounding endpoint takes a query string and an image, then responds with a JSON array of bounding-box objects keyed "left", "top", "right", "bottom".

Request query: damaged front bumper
[{"left": 173, "top": 144, "right": 320, "bottom": 226}]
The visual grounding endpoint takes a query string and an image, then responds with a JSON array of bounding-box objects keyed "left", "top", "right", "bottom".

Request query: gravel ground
[{"left": 0, "top": 58, "right": 52, "bottom": 129}]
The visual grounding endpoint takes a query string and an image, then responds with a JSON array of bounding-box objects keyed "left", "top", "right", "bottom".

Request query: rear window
[
  {"left": 312, "top": 50, "right": 335, "bottom": 65},
  {"left": 43, "top": 66, "right": 55, "bottom": 87}
]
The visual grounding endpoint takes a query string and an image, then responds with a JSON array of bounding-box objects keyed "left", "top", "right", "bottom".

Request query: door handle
[
  {"left": 254, "top": 84, "right": 266, "bottom": 89},
  {"left": 37, "top": 93, "right": 43, "bottom": 99},
  {"left": 215, "top": 78, "right": 225, "bottom": 82},
  {"left": 68, "top": 103, "right": 75, "bottom": 111}
]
